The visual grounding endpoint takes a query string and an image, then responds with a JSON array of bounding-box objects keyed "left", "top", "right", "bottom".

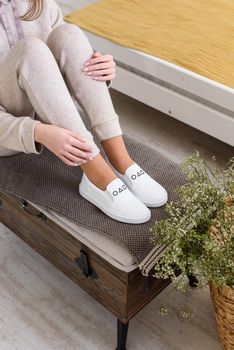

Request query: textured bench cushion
[
  {"left": 27, "top": 200, "right": 137, "bottom": 271},
  {"left": 0, "top": 113, "right": 186, "bottom": 266}
]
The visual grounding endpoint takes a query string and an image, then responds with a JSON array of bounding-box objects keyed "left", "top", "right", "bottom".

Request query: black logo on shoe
[
  {"left": 131, "top": 169, "right": 145, "bottom": 180},
  {"left": 112, "top": 184, "right": 127, "bottom": 196}
]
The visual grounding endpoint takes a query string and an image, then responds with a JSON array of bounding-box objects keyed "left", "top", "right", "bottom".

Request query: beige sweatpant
[{"left": 0, "top": 23, "right": 123, "bottom": 158}]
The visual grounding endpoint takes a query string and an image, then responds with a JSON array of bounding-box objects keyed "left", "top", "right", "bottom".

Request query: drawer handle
[
  {"left": 20, "top": 199, "right": 47, "bottom": 221},
  {"left": 75, "top": 250, "right": 98, "bottom": 279}
]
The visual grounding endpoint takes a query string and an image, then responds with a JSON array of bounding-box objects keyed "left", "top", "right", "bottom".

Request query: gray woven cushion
[{"left": 0, "top": 116, "right": 186, "bottom": 264}]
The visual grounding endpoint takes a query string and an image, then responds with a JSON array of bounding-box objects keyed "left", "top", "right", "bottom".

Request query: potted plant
[{"left": 139, "top": 151, "right": 234, "bottom": 349}]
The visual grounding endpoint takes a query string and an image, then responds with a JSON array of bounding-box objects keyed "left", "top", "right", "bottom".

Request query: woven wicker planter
[
  {"left": 210, "top": 283, "right": 234, "bottom": 350},
  {"left": 209, "top": 194, "right": 234, "bottom": 350}
]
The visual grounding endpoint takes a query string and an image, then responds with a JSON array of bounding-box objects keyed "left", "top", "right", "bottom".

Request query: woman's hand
[
  {"left": 82, "top": 51, "right": 116, "bottom": 82},
  {"left": 34, "top": 123, "right": 94, "bottom": 166}
]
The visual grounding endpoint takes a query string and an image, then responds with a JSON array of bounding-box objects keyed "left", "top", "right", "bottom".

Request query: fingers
[
  {"left": 84, "top": 54, "right": 114, "bottom": 66},
  {"left": 72, "top": 139, "right": 94, "bottom": 153},
  {"left": 93, "top": 74, "right": 116, "bottom": 81},
  {"left": 67, "top": 132, "right": 94, "bottom": 152},
  {"left": 85, "top": 68, "right": 114, "bottom": 77},
  {"left": 60, "top": 132, "right": 94, "bottom": 164},
  {"left": 67, "top": 130, "right": 87, "bottom": 142},
  {"left": 60, "top": 152, "right": 91, "bottom": 167},
  {"left": 66, "top": 145, "right": 93, "bottom": 161},
  {"left": 92, "top": 51, "right": 102, "bottom": 57},
  {"left": 83, "top": 61, "right": 116, "bottom": 72},
  {"left": 82, "top": 56, "right": 116, "bottom": 82},
  {"left": 60, "top": 154, "right": 84, "bottom": 166},
  {"left": 83, "top": 63, "right": 116, "bottom": 81},
  {"left": 67, "top": 152, "right": 91, "bottom": 164}
]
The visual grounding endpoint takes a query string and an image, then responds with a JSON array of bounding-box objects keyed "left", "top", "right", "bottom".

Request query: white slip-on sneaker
[
  {"left": 108, "top": 161, "right": 168, "bottom": 208},
  {"left": 79, "top": 172, "right": 151, "bottom": 224}
]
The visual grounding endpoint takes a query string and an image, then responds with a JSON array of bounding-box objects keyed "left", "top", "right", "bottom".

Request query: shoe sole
[
  {"left": 79, "top": 185, "right": 151, "bottom": 224},
  {"left": 143, "top": 197, "right": 168, "bottom": 208}
]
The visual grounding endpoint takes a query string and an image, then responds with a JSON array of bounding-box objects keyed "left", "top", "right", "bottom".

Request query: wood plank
[{"left": 0, "top": 191, "right": 175, "bottom": 323}]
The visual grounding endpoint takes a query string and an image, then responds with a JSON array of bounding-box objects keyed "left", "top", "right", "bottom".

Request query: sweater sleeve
[
  {"left": 48, "top": 0, "right": 65, "bottom": 29},
  {"left": 0, "top": 105, "right": 44, "bottom": 154}
]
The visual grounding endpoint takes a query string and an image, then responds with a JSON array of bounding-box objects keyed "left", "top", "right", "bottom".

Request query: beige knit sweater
[{"left": 0, "top": 0, "right": 111, "bottom": 155}]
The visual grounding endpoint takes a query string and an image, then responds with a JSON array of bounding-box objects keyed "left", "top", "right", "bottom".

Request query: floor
[{"left": 0, "top": 0, "right": 233, "bottom": 349}]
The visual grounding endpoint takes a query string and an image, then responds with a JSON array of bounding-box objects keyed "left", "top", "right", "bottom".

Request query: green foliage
[{"left": 150, "top": 151, "right": 234, "bottom": 288}]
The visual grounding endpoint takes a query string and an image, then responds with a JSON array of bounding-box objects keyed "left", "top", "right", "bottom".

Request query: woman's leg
[
  {"left": 101, "top": 136, "right": 135, "bottom": 174},
  {"left": 0, "top": 37, "right": 100, "bottom": 156},
  {"left": 0, "top": 37, "right": 117, "bottom": 189},
  {"left": 45, "top": 24, "right": 167, "bottom": 211},
  {"left": 46, "top": 23, "right": 135, "bottom": 175}
]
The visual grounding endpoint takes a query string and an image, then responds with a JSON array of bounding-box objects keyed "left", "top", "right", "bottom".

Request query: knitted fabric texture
[{"left": 0, "top": 116, "right": 186, "bottom": 265}]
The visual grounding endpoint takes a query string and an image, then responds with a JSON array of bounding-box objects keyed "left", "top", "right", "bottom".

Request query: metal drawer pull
[
  {"left": 20, "top": 199, "right": 47, "bottom": 221},
  {"left": 75, "top": 250, "right": 98, "bottom": 279}
]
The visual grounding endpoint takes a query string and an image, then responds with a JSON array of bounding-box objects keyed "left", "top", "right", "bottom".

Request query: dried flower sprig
[{"left": 148, "top": 151, "right": 234, "bottom": 315}]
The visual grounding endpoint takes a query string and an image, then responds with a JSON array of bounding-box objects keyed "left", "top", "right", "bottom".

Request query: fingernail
[
  {"left": 84, "top": 62, "right": 90, "bottom": 66},
  {"left": 83, "top": 67, "right": 89, "bottom": 72}
]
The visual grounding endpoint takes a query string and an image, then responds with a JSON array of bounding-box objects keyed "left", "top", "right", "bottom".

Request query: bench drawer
[
  {"left": 0, "top": 191, "right": 128, "bottom": 319},
  {"left": 0, "top": 191, "right": 171, "bottom": 323}
]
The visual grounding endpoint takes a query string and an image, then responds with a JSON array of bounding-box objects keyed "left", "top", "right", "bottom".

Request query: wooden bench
[{"left": 0, "top": 190, "right": 173, "bottom": 350}]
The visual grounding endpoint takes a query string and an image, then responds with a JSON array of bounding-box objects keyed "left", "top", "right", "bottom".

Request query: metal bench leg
[
  {"left": 116, "top": 318, "right": 129, "bottom": 350},
  {"left": 187, "top": 274, "right": 199, "bottom": 287}
]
